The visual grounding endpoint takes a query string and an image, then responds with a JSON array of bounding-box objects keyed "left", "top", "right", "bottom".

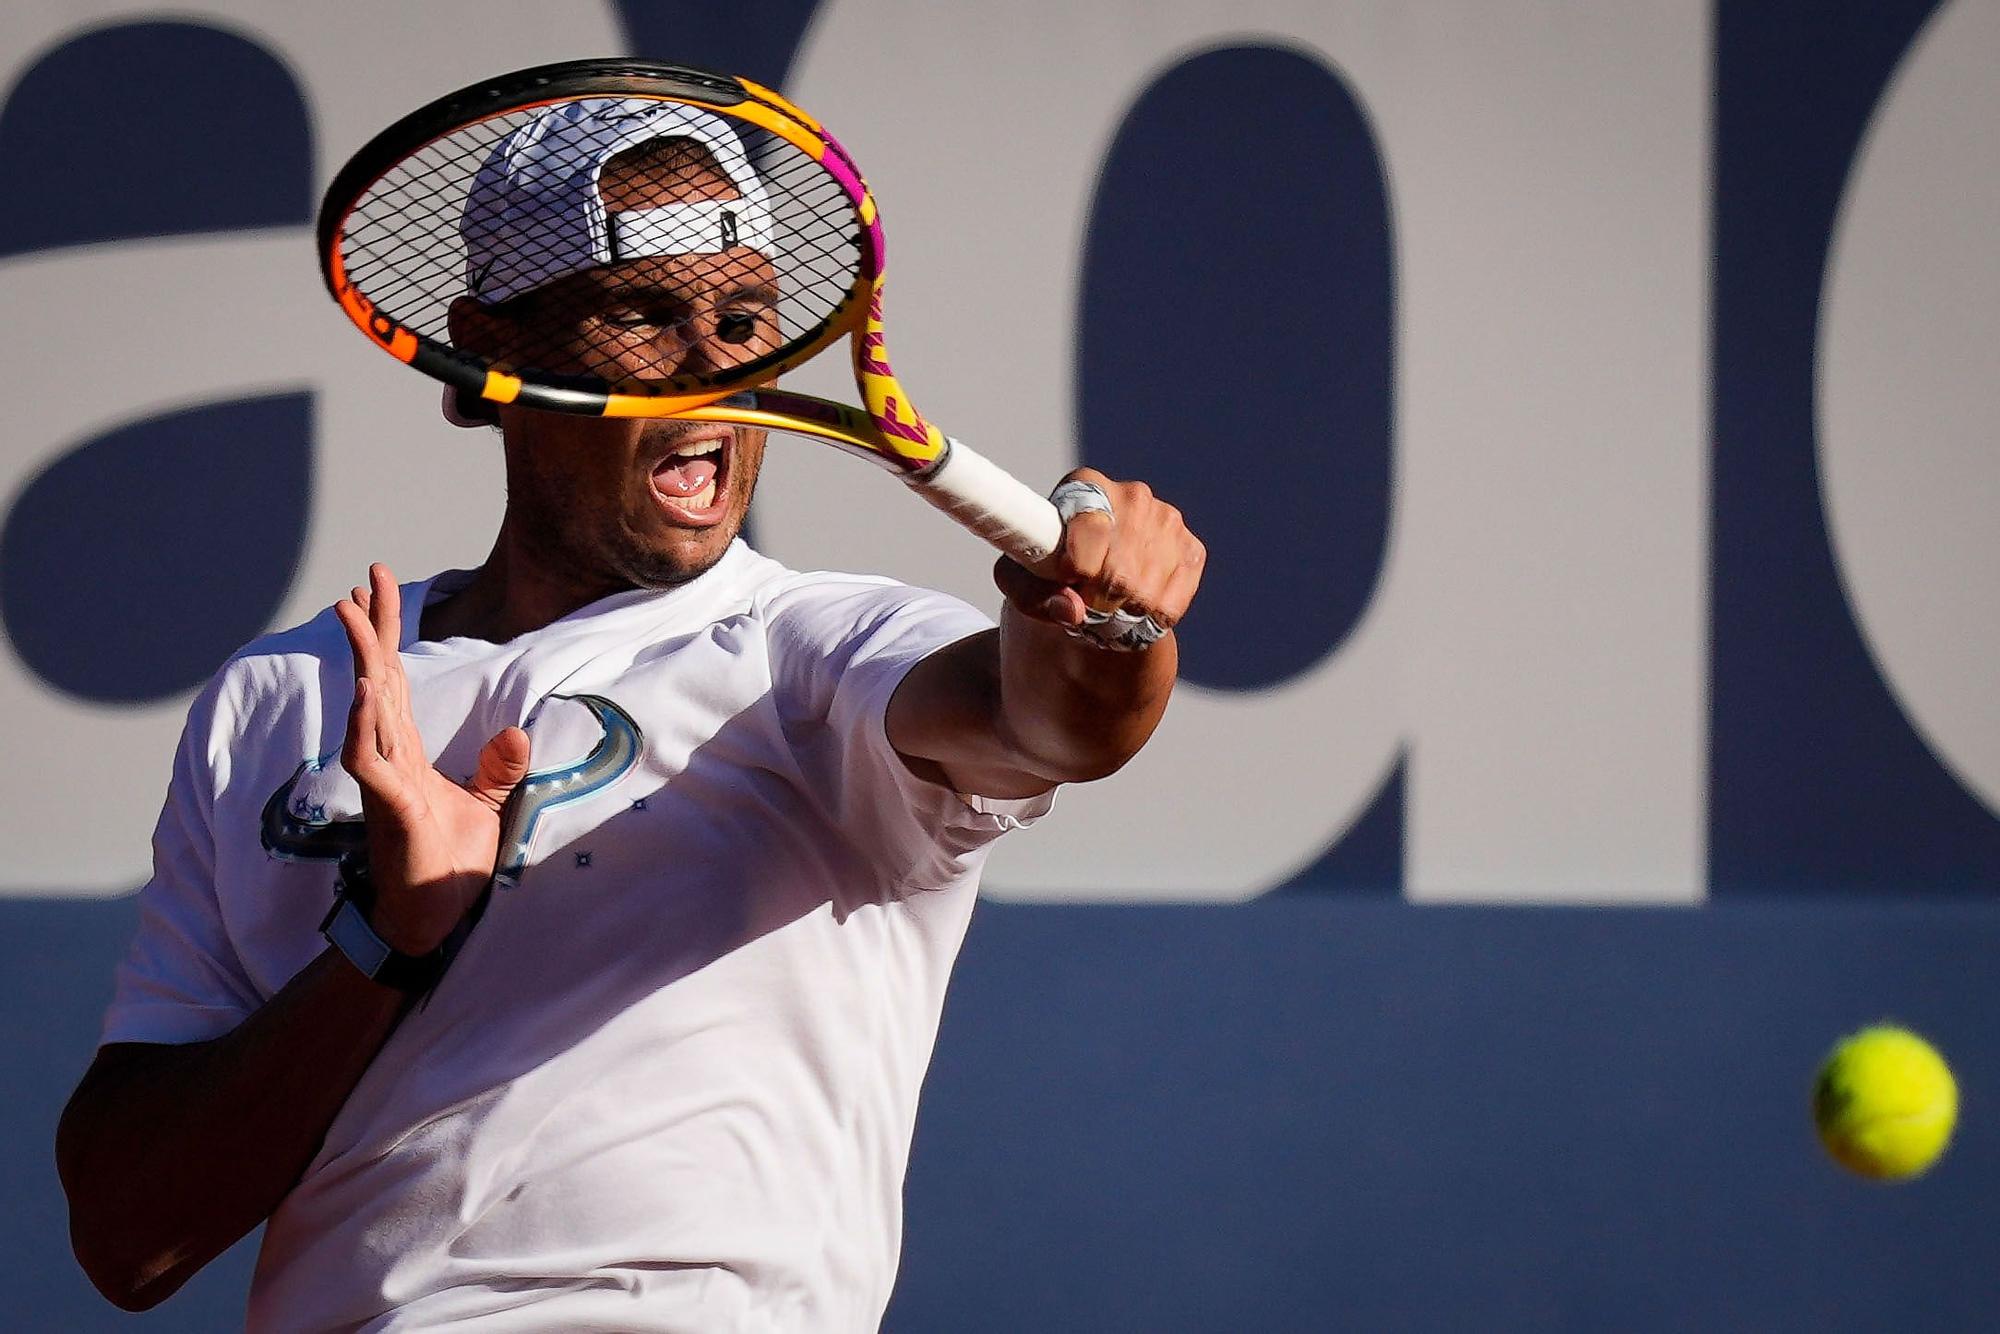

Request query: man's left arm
[{"left": 887, "top": 468, "right": 1205, "bottom": 799}]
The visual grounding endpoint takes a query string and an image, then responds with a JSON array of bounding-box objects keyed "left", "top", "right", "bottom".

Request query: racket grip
[{"left": 910, "top": 438, "right": 1065, "bottom": 567}]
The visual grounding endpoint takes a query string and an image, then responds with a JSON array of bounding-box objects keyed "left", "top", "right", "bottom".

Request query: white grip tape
[{"left": 909, "top": 439, "right": 1064, "bottom": 565}]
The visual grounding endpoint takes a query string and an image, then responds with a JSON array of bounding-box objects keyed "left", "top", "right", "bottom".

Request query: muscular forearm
[
  {"left": 995, "top": 604, "right": 1178, "bottom": 783},
  {"left": 56, "top": 948, "right": 407, "bottom": 1311}
]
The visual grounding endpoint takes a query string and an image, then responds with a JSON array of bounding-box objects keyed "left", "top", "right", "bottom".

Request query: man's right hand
[{"left": 334, "top": 564, "right": 531, "bottom": 956}]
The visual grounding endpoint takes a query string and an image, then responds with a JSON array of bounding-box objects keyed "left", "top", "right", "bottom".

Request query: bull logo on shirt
[{"left": 260, "top": 694, "right": 642, "bottom": 887}]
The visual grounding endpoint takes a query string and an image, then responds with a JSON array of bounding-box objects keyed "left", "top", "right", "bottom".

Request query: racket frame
[{"left": 318, "top": 60, "right": 877, "bottom": 424}]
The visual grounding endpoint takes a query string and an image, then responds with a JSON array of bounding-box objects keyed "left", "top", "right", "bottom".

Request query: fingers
[
  {"left": 336, "top": 565, "right": 402, "bottom": 672},
  {"left": 1028, "top": 469, "right": 1204, "bottom": 633},
  {"left": 370, "top": 564, "right": 402, "bottom": 660},
  {"left": 1048, "top": 468, "right": 1115, "bottom": 599},
  {"left": 342, "top": 675, "right": 371, "bottom": 770},
  {"left": 1153, "top": 532, "right": 1207, "bottom": 629},
  {"left": 334, "top": 564, "right": 412, "bottom": 764},
  {"left": 467, "top": 727, "right": 532, "bottom": 812},
  {"left": 334, "top": 596, "right": 385, "bottom": 686},
  {"left": 340, "top": 680, "right": 402, "bottom": 816},
  {"left": 992, "top": 556, "right": 1088, "bottom": 627}
]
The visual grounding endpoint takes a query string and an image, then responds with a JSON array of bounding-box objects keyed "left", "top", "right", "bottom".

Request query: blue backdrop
[{"left": 3, "top": 2, "right": 1994, "bottom": 1329}]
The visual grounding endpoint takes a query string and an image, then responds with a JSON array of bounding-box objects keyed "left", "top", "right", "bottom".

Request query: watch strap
[{"left": 318, "top": 858, "right": 449, "bottom": 993}]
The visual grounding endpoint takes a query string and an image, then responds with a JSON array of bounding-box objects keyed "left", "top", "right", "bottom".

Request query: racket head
[{"left": 316, "top": 59, "right": 883, "bottom": 419}]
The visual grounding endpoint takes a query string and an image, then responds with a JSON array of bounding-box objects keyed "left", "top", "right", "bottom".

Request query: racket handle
[{"left": 910, "top": 439, "right": 1065, "bottom": 567}]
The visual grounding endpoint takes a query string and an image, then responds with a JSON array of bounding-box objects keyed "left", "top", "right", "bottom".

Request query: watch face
[{"left": 324, "top": 896, "right": 396, "bottom": 982}]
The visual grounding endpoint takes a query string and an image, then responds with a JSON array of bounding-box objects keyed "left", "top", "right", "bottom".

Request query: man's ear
[
  {"left": 441, "top": 384, "right": 497, "bottom": 428},
  {"left": 443, "top": 296, "right": 502, "bottom": 427}
]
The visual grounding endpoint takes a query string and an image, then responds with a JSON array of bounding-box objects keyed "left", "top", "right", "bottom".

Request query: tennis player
[{"left": 56, "top": 102, "right": 1203, "bottom": 1329}]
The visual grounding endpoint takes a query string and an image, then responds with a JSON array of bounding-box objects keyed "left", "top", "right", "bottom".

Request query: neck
[{"left": 418, "top": 517, "right": 636, "bottom": 644}]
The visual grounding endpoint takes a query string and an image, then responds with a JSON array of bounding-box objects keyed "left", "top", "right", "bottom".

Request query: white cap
[{"left": 462, "top": 98, "right": 773, "bottom": 306}]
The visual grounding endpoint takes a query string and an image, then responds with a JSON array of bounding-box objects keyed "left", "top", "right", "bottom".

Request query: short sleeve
[
  {"left": 763, "top": 576, "right": 1053, "bottom": 892},
  {"left": 99, "top": 670, "right": 261, "bottom": 1047}
]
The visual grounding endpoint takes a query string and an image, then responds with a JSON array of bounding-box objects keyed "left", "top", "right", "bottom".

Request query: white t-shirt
[{"left": 101, "top": 541, "right": 1050, "bottom": 1333}]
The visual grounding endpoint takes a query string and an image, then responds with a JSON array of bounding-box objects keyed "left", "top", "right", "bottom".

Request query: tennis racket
[{"left": 315, "top": 57, "right": 1064, "bottom": 567}]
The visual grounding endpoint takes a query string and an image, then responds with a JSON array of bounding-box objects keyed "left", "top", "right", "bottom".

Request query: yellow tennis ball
[{"left": 1812, "top": 1024, "right": 1958, "bottom": 1181}]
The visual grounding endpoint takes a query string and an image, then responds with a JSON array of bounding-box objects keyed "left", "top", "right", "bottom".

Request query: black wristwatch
[{"left": 319, "top": 855, "right": 450, "bottom": 993}]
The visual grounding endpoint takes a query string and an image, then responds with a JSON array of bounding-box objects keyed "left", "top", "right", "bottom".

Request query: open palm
[{"left": 334, "top": 564, "right": 530, "bottom": 956}]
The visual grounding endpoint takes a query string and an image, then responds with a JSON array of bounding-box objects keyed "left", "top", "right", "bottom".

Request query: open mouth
[{"left": 649, "top": 430, "right": 732, "bottom": 525}]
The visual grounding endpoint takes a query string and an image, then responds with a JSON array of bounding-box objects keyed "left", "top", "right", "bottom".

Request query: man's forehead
[
  {"left": 586, "top": 250, "right": 779, "bottom": 295},
  {"left": 598, "top": 137, "right": 741, "bottom": 211}
]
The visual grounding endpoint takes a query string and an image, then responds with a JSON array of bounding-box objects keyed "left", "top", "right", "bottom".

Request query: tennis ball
[{"left": 1812, "top": 1024, "right": 1958, "bottom": 1181}]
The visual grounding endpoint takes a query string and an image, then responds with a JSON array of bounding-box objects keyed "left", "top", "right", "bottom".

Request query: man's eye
[
  {"left": 716, "top": 310, "right": 765, "bottom": 345},
  {"left": 606, "top": 311, "right": 657, "bottom": 330}
]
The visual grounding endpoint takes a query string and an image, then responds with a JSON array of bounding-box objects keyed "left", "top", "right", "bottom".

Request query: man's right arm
[
  {"left": 58, "top": 565, "right": 530, "bottom": 1311},
  {"left": 56, "top": 949, "right": 408, "bottom": 1310}
]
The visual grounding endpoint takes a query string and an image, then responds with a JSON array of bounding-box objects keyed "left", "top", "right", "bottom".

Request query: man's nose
[
  {"left": 670, "top": 317, "right": 723, "bottom": 378},
  {"left": 632, "top": 308, "right": 727, "bottom": 383}
]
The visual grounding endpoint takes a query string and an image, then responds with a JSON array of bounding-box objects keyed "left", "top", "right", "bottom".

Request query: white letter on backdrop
[{"left": 776, "top": 1, "right": 1710, "bottom": 903}]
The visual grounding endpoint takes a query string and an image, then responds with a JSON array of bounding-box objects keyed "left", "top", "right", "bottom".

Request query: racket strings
[{"left": 336, "top": 98, "right": 865, "bottom": 394}]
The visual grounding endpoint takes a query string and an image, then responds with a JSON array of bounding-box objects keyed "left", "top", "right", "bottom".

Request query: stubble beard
[{"left": 507, "top": 458, "right": 752, "bottom": 593}]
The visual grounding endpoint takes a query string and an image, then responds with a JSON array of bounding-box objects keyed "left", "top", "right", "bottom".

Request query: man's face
[{"left": 452, "top": 142, "right": 778, "bottom": 589}]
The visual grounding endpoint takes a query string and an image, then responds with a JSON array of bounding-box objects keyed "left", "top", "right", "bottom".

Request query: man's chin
[{"left": 612, "top": 523, "right": 741, "bottom": 589}]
